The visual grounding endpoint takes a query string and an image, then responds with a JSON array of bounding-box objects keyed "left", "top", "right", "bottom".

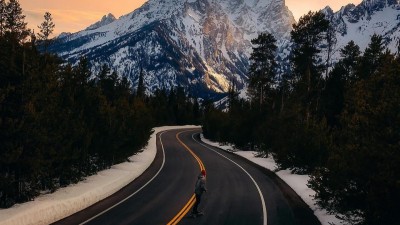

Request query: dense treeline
[
  {"left": 0, "top": 0, "right": 200, "bottom": 208},
  {"left": 203, "top": 11, "right": 400, "bottom": 225}
]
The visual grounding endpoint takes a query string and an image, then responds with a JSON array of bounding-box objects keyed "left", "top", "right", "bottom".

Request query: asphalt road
[{"left": 53, "top": 128, "right": 320, "bottom": 225}]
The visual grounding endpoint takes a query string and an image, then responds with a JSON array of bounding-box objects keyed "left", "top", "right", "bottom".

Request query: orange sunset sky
[{"left": 19, "top": 0, "right": 363, "bottom": 36}]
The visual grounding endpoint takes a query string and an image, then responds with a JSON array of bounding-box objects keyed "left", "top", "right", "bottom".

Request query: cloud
[{"left": 25, "top": 10, "right": 43, "bottom": 20}]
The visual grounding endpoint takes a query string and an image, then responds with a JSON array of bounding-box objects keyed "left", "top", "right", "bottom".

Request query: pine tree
[
  {"left": 321, "top": 63, "right": 345, "bottom": 128},
  {"left": 0, "top": 0, "right": 6, "bottom": 36},
  {"left": 136, "top": 67, "right": 146, "bottom": 98},
  {"left": 73, "top": 56, "right": 91, "bottom": 86},
  {"left": 0, "top": 0, "right": 30, "bottom": 207},
  {"left": 321, "top": 41, "right": 360, "bottom": 128},
  {"left": 310, "top": 47, "right": 400, "bottom": 225},
  {"left": 97, "top": 63, "right": 111, "bottom": 81},
  {"left": 265, "top": 11, "right": 332, "bottom": 173},
  {"left": 192, "top": 97, "right": 200, "bottom": 124},
  {"left": 356, "top": 34, "right": 385, "bottom": 80},
  {"left": 291, "top": 11, "right": 330, "bottom": 79},
  {"left": 228, "top": 79, "right": 239, "bottom": 114},
  {"left": 4, "top": 0, "right": 28, "bottom": 42},
  {"left": 37, "top": 12, "right": 55, "bottom": 52},
  {"left": 340, "top": 40, "right": 361, "bottom": 83},
  {"left": 290, "top": 11, "right": 330, "bottom": 122},
  {"left": 277, "top": 72, "right": 291, "bottom": 114},
  {"left": 324, "top": 20, "right": 337, "bottom": 77},
  {"left": 247, "top": 32, "right": 277, "bottom": 109}
]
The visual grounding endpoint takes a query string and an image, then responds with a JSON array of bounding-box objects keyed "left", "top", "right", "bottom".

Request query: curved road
[{"left": 53, "top": 128, "right": 320, "bottom": 225}]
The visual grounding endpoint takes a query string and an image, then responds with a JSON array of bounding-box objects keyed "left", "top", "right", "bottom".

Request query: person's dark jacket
[{"left": 194, "top": 174, "right": 207, "bottom": 195}]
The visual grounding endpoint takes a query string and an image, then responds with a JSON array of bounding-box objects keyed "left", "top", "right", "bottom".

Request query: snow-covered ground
[
  {"left": 0, "top": 126, "right": 199, "bottom": 225},
  {"left": 200, "top": 134, "right": 342, "bottom": 225}
]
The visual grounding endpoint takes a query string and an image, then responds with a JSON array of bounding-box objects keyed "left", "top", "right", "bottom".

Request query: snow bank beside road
[
  {"left": 0, "top": 126, "right": 200, "bottom": 225},
  {"left": 200, "top": 135, "right": 341, "bottom": 225}
]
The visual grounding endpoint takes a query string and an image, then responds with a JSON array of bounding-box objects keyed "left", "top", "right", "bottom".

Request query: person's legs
[{"left": 192, "top": 194, "right": 202, "bottom": 214}]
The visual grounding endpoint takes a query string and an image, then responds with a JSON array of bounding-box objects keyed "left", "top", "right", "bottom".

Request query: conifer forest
[
  {"left": 203, "top": 11, "right": 400, "bottom": 225},
  {"left": 0, "top": 0, "right": 201, "bottom": 209}
]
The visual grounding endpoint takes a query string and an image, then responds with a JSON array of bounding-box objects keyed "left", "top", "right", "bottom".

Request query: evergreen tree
[
  {"left": 37, "top": 12, "right": 55, "bottom": 52},
  {"left": 97, "top": 63, "right": 111, "bottom": 81},
  {"left": 202, "top": 101, "right": 229, "bottom": 142},
  {"left": 340, "top": 40, "right": 361, "bottom": 83},
  {"left": 174, "top": 86, "right": 188, "bottom": 125},
  {"left": 228, "top": 79, "right": 239, "bottom": 114},
  {"left": 0, "top": 0, "right": 6, "bottom": 36},
  {"left": 397, "top": 38, "right": 400, "bottom": 57},
  {"left": 149, "top": 88, "right": 170, "bottom": 125},
  {"left": 136, "top": 67, "right": 146, "bottom": 98},
  {"left": 290, "top": 11, "right": 330, "bottom": 122},
  {"left": 264, "top": 11, "right": 332, "bottom": 173},
  {"left": 356, "top": 34, "right": 385, "bottom": 80},
  {"left": 324, "top": 19, "right": 337, "bottom": 77},
  {"left": 247, "top": 32, "right": 277, "bottom": 108},
  {"left": 310, "top": 48, "right": 400, "bottom": 225},
  {"left": 0, "top": 0, "right": 30, "bottom": 207},
  {"left": 73, "top": 56, "right": 91, "bottom": 86},
  {"left": 276, "top": 72, "right": 291, "bottom": 114},
  {"left": 321, "top": 41, "right": 360, "bottom": 128},
  {"left": 4, "top": 0, "right": 28, "bottom": 42},
  {"left": 321, "top": 62, "right": 345, "bottom": 128},
  {"left": 192, "top": 97, "right": 200, "bottom": 125}
]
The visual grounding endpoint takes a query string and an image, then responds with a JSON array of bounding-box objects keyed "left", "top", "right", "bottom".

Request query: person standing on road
[{"left": 192, "top": 169, "right": 207, "bottom": 216}]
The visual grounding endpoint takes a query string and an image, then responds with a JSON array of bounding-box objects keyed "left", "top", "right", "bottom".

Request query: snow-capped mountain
[
  {"left": 49, "top": 0, "right": 399, "bottom": 98},
  {"left": 323, "top": 0, "right": 400, "bottom": 62},
  {"left": 49, "top": 0, "right": 295, "bottom": 98}
]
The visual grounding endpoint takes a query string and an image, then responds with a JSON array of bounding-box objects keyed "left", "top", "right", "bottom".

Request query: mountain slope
[
  {"left": 324, "top": 0, "right": 400, "bottom": 62},
  {"left": 50, "top": 0, "right": 400, "bottom": 98},
  {"left": 49, "top": 0, "right": 295, "bottom": 97}
]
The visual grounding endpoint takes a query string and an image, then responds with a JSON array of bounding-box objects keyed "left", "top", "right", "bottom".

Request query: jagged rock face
[
  {"left": 323, "top": 0, "right": 400, "bottom": 62},
  {"left": 49, "top": 0, "right": 295, "bottom": 97},
  {"left": 86, "top": 13, "right": 116, "bottom": 31},
  {"left": 48, "top": 0, "right": 400, "bottom": 98}
]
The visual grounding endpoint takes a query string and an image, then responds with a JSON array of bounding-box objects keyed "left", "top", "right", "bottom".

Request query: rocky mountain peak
[
  {"left": 86, "top": 13, "right": 116, "bottom": 30},
  {"left": 46, "top": 0, "right": 291, "bottom": 97},
  {"left": 321, "top": 6, "right": 334, "bottom": 16},
  {"left": 319, "top": 0, "right": 400, "bottom": 65}
]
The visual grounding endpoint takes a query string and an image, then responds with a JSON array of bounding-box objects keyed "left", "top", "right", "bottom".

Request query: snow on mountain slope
[
  {"left": 324, "top": 0, "right": 400, "bottom": 62},
  {"left": 49, "top": 0, "right": 295, "bottom": 97},
  {"left": 50, "top": 0, "right": 398, "bottom": 99}
]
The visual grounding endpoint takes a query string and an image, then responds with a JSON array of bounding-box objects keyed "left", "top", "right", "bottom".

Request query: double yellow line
[{"left": 167, "top": 131, "right": 205, "bottom": 225}]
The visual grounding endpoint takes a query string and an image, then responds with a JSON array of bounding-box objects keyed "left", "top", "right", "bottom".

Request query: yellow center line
[
  {"left": 167, "top": 195, "right": 196, "bottom": 225},
  {"left": 167, "top": 130, "right": 205, "bottom": 225}
]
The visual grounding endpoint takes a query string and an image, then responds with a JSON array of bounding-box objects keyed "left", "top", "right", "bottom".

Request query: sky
[{"left": 19, "top": 0, "right": 363, "bottom": 36}]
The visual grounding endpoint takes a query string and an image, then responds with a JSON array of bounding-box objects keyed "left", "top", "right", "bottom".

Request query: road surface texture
[{"left": 53, "top": 128, "right": 320, "bottom": 225}]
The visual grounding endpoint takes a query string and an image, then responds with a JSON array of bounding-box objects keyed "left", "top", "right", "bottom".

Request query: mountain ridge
[
  {"left": 49, "top": 0, "right": 400, "bottom": 98},
  {"left": 322, "top": 0, "right": 400, "bottom": 62},
  {"left": 49, "top": 0, "right": 295, "bottom": 98}
]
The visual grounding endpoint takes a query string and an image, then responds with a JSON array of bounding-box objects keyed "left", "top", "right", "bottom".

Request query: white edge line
[
  {"left": 80, "top": 131, "right": 167, "bottom": 225},
  {"left": 191, "top": 133, "right": 268, "bottom": 225}
]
